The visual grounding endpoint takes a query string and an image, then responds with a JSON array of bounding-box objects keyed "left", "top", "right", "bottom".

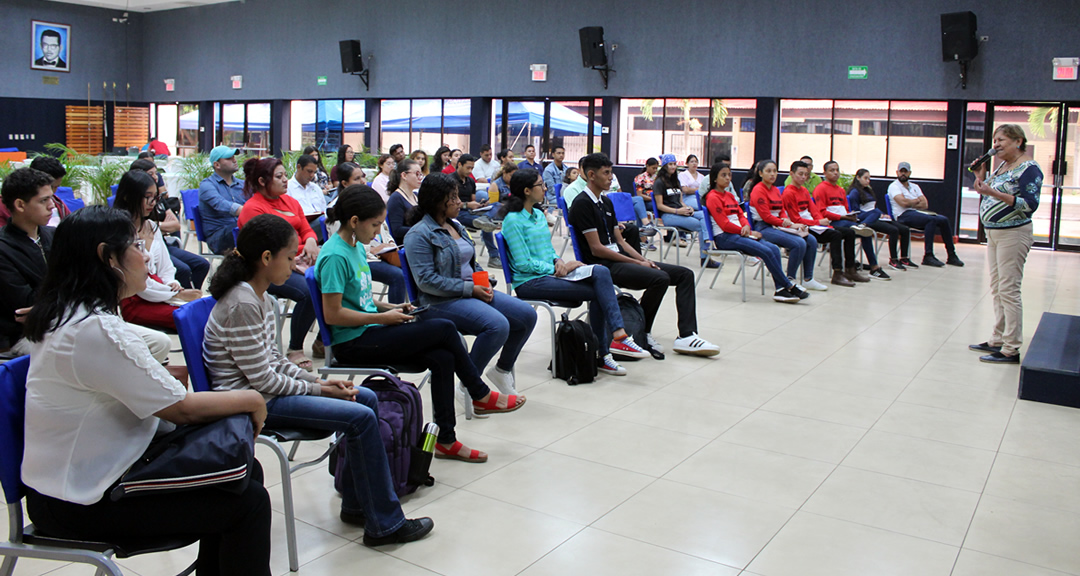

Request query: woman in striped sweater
[{"left": 203, "top": 213, "right": 434, "bottom": 547}]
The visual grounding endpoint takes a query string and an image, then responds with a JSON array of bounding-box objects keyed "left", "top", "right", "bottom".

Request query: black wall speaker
[
  {"left": 579, "top": 27, "right": 607, "bottom": 68},
  {"left": 339, "top": 40, "right": 363, "bottom": 73},
  {"left": 941, "top": 12, "right": 978, "bottom": 62}
]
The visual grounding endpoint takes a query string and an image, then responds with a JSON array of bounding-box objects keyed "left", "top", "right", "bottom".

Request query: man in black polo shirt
[{"left": 568, "top": 153, "right": 719, "bottom": 357}]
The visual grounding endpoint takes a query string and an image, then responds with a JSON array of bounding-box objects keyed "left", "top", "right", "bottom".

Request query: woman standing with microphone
[{"left": 969, "top": 124, "right": 1042, "bottom": 364}]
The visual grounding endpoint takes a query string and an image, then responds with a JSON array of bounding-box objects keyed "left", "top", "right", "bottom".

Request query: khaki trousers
[{"left": 986, "top": 223, "right": 1033, "bottom": 356}]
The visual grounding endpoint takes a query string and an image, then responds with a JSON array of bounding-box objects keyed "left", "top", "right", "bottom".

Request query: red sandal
[
  {"left": 472, "top": 391, "right": 526, "bottom": 415},
  {"left": 434, "top": 441, "right": 488, "bottom": 463}
]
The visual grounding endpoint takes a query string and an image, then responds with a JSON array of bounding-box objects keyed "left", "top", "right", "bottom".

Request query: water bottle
[{"left": 420, "top": 422, "right": 439, "bottom": 453}]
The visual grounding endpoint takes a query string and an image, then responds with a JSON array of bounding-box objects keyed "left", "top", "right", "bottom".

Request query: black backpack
[
  {"left": 553, "top": 311, "right": 599, "bottom": 385},
  {"left": 616, "top": 293, "right": 665, "bottom": 360}
]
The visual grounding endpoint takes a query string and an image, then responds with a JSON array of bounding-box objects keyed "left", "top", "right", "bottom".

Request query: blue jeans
[
  {"left": 425, "top": 291, "right": 537, "bottom": 373},
  {"left": 167, "top": 243, "right": 211, "bottom": 289},
  {"left": 683, "top": 194, "right": 700, "bottom": 210},
  {"left": 369, "top": 260, "right": 406, "bottom": 304},
  {"left": 661, "top": 210, "right": 709, "bottom": 258},
  {"left": 264, "top": 389, "right": 405, "bottom": 538},
  {"left": 205, "top": 224, "right": 236, "bottom": 255},
  {"left": 897, "top": 210, "right": 956, "bottom": 256},
  {"left": 514, "top": 265, "right": 621, "bottom": 355},
  {"left": 713, "top": 233, "right": 792, "bottom": 290},
  {"left": 754, "top": 223, "right": 819, "bottom": 281},
  {"left": 631, "top": 196, "right": 648, "bottom": 226},
  {"left": 833, "top": 220, "right": 877, "bottom": 267},
  {"left": 267, "top": 271, "right": 316, "bottom": 351},
  {"left": 455, "top": 210, "right": 497, "bottom": 255}
]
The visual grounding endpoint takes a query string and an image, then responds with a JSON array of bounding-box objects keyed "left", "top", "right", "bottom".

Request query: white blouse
[
  {"left": 23, "top": 308, "right": 187, "bottom": 504},
  {"left": 140, "top": 223, "right": 179, "bottom": 303}
]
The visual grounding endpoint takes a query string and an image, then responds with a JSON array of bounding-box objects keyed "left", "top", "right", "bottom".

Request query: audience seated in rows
[
  {"left": 319, "top": 184, "right": 525, "bottom": 464},
  {"left": 370, "top": 154, "right": 395, "bottom": 202},
  {"left": 131, "top": 158, "right": 210, "bottom": 289},
  {"left": 678, "top": 154, "right": 706, "bottom": 210},
  {"left": 386, "top": 158, "right": 421, "bottom": 244},
  {"left": 204, "top": 213, "right": 433, "bottom": 546},
  {"left": 471, "top": 144, "right": 499, "bottom": 183},
  {"left": 302, "top": 145, "right": 332, "bottom": 191},
  {"left": 0, "top": 156, "right": 71, "bottom": 228},
  {"left": 411, "top": 149, "right": 429, "bottom": 176},
  {"left": 20, "top": 206, "right": 272, "bottom": 575},
  {"left": 286, "top": 154, "right": 328, "bottom": 228},
  {"left": 238, "top": 157, "right": 320, "bottom": 368},
  {"left": 813, "top": 161, "right": 890, "bottom": 280},
  {"left": 653, "top": 154, "right": 718, "bottom": 268},
  {"left": 449, "top": 154, "right": 501, "bottom": 268},
  {"left": 517, "top": 144, "right": 543, "bottom": 173},
  {"left": 848, "top": 168, "right": 917, "bottom": 270},
  {"left": 748, "top": 159, "right": 828, "bottom": 291},
  {"left": 889, "top": 161, "right": 964, "bottom": 267},
  {"left": 198, "top": 145, "right": 246, "bottom": 254},
  {"left": 330, "top": 144, "right": 357, "bottom": 186}
]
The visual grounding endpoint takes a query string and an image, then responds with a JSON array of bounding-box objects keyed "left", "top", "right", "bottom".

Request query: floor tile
[
  {"left": 760, "top": 385, "right": 892, "bottom": 428},
  {"left": 609, "top": 391, "right": 753, "bottom": 438},
  {"left": 952, "top": 549, "right": 1074, "bottom": 576},
  {"left": 454, "top": 400, "right": 599, "bottom": 449},
  {"left": 289, "top": 542, "right": 440, "bottom": 575},
  {"left": 840, "top": 430, "right": 996, "bottom": 492},
  {"left": 546, "top": 418, "right": 710, "bottom": 477},
  {"left": 965, "top": 495, "right": 1080, "bottom": 574},
  {"left": 872, "top": 401, "right": 1009, "bottom": 451},
  {"left": 983, "top": 453, "right": 1080, "bottom": 515},
  {"left": 718, "top": 410, "right": 866, "bottom": 464},
  {"left": 1000, "top": 401, "right": 1080, "bottom": 467}
]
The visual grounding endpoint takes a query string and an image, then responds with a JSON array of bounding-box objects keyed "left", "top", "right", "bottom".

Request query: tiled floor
[{"left": 7, "top": 242, "right": 1080, "bottom": 576}]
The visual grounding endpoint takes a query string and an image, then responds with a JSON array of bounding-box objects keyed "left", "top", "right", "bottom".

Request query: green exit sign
[
  {"left": 317, "top": 76, "right": 327, "bottom": 86},
  {"left": 848, "top": 66, "right": 868, "bottom": 80}
]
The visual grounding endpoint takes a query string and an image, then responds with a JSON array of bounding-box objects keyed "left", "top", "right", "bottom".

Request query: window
[
  {"left": 289, "top": 100, "right": 315, "bottom": 150},
  {"left": 959, "top": 102, "right": 987, "bottom": 239},
  {"left": 177, "top": 104, "right": 199, "bottom": 156},
  {"left": 381, "top": 99, "right": 470, "bottom": 154},
  {"left": 342, "top": 100, "right": 366, "bottom": 152},
  {"left": 779, "top": 99, "right": 948, "bottom": 178},
  {"left": 618, "top": 98, "right": 755, "bottom": 167},
  {"left": 155, "top": 104, "right": 178, "bottom": 156},
  {"left": 214, "top": 102, "right": 271, "bottom": 155},
  {"left": 290, "top": 99, "right": 366, "bottom": 154},
  {"left": 492, "top": 99, "right": 600, "bottom": 160}
]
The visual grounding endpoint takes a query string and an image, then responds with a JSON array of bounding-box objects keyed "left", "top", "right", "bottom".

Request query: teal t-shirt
[{"left": 315, "top": 234, "right": 378, "bottom": 346}]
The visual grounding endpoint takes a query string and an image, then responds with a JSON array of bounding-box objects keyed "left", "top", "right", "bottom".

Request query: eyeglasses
[{"left": 134, "top": 239, "right": 148, "bottom": 254}]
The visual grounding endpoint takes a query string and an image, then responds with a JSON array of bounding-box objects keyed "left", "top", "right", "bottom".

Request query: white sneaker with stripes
[{"left": 673, "top": 333, "right": 720, "bottom": 357}]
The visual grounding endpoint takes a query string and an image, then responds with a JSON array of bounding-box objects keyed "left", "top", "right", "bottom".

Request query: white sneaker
[
  {"left": 645, "top": 333, "right": 664, "bottom": 353},
  {"left": 599, "top": 354, "right": 627, "bottom": 376},
  {"left": 802, "top": 278, "right": 829, "bottom": 291},
  {"left": 673, "top": 333, "right": 720, "bottom": 357},
  {"left": 485, "top": 366, "right": 516, "bottom": 395},
  {"left": 546, "top": 212, "right": 558, "bottom": 226}
]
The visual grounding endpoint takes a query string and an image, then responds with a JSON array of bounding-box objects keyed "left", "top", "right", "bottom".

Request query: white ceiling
[{"left": 44, "top": 0, "right": 238, "bottom": 13}]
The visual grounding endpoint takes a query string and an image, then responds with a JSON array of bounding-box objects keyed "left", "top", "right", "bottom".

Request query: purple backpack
[{"left": 331, "top": 373, "right": 434, "bottom": 497}]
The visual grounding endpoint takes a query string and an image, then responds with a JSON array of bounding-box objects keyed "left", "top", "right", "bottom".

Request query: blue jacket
[{"left": 403, "top": 214, "right": 484, "bottom": 305}]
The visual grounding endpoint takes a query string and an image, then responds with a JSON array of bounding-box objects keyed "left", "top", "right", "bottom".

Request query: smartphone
[{"left": 408, "top": 305, "right": 429, "bottom": 315}]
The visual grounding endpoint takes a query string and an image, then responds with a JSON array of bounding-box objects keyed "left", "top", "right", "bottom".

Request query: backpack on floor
[
  {"left": 553, "top": 311, "right": 599, "bottom": 385},
  {"left": 616, "top": 293, "right": 665, "bottom": 360},
  {"left": 329, "top": 373, "right": 434, "bottom": 498}
]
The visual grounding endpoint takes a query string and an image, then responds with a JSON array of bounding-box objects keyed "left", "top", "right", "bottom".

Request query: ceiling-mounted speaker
[{"left": 339, "top": 39, "right": 364, "bottom": 74}]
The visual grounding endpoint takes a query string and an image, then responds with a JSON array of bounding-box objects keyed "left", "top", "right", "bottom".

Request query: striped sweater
[{"left": 203, "top": 282, "right": 319, "bottom": 399}]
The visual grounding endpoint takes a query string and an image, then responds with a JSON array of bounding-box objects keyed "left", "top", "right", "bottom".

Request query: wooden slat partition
[
  {"left": 65, "top": 106, "right": 104, "bottom": 155},
  {"left": 113, "top": 106, "right": 150, "bottom": 150}
]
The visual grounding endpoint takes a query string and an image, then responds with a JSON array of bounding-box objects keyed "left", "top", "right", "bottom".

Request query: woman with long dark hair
[
  {"left": 331, "top": 144, "right": 356, "bottom": 185},
  {"left": 113, "top": 170, "right": 202, "bottom": 330},
  {"left": 430, "top": 146, "right": 451, "bottom": 174},
  {"left": 652, "top": 154, "right": 716, "bottom": 267},
  {"left": 847, "top": 168, "right": 913, "bottom": 270},
  {"left": 410, "top": 149, "right": 429, "bottom": 176},
  {"left": 302, "top": 145, "right": 331, "bottom": 191},
  {"left": 404, "top": 173, "right": 537, "bottom": 396},
  {"left": 386, "top": 158, "right": 421, "bottom": 244},
  {"left": 238, "top": 157, "right": 320, "bottom": 369},
  {"left": 500, "top": 168, "right": 649, "bottom": 375},
  {"left": 319, "top": 185, "right": 525, "bottom": 464},
  {"left": 205, "top": 213, "right": 433, "bottom": 545},
  {"left": 22, "top": 206, "right": 272, "bottom": 575},
  {"left": 371, "top": 154, "right": 395, "bottom": 201}
]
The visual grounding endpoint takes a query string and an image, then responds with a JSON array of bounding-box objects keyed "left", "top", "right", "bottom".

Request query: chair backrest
[
  {"left": 110, "top": 184, "right": 119, "bottom": 194},
  {"left": 191, "top": 205, "right": 208, "bottom": 241},
  {"left": 742, "top": 201, "right": 752, "bottom": 222},
  {"left": 232, "top": 226, "right": 239, "bottom": 246},
  {"left": 180, "top": 188, "right": 199, "bottom": 223},
  {"left": 54, "top": 186, "right": 85, "bottom": 212},
  {"left": 172, "top": 297, "right": 218, "bottom": 393},
  {"left": 554, "top": 183, "right": 562, "bottom": 200},
  {"left": 883, "top": 188, "right": 896, "bottom": 218},
  {"left": 566, "top": 221, "right": 584, "bottom": 262},
  {"left": 493, "top": 232, "right": 514, "bottom": 294},
  {"left": 608, "top": 191, "right": 635, "bottom": 223},
  {"left": 555, "top": 192, "right": 568, "bottom": 216},
  {"left": 106, "top": 195, "right": 116, "bottom": 208},
  {"left": 0, "top": 356, "right": 30, "bottom": 504},
  {"left": 397, "top": 248, "right": 420, "bottom": 303},
  {"left": 316, "top": 215, "right": 328, "bottom": 242},
  {"left": 697, "top": 192, "right": 717, "bottom": 244},
  {"left": 303, "top": 268, "right": 334, "bottom": 348}
]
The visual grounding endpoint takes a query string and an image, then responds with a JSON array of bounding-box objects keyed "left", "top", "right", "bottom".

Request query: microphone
[{"left": 967, "top": 148, "right": 997, "bottom": 172}]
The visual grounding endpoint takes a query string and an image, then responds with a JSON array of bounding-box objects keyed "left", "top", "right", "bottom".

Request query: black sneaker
[
  {"left": 869, "top": 268, "right": 891, "bottom": 281},
  {"left": 922, "top": 254, "right": 945, "bottom": 267},
  {"left": 980, "top": 351, "right": 1019, "bottom": 364},
  {"left": 946, "top": 254, "right": 965, "bottom": 267},
  {"left": 900, "top": 258, "right": 919, "bottom": 269},
  {"left": 701, "top": 257, "right": 721, "bottom": 269},
  {"left": 888, "top": 259, "right": 907, "bottom": 271},
  {"left": 969, "top": 342, "right": 1002, "bottom": 353},
  {"left": 773, "top": 287, "right": 800, "bottom": 303},
  {"left": 788, "top": 284, "right": 810, "bottom": 299},
  {"left": 363, "top": 518, "right": 435, "bottom": 547}
]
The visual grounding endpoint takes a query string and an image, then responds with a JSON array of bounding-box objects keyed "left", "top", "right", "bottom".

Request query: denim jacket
[{"left": 403, "top": 214, "right": 483, "bottom": 305}]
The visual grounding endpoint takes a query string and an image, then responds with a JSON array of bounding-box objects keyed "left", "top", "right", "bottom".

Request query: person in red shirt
[
  {"left": 813, "top": 161, "right": 890, "bottom": 280},
  {"left": 704, "top": 163, "right": 803, "bottom": 303},
  {"left": 782, "top": 160, "right": 868, "bottom": 287},
  {"left": 238, "top": 157, "right": 320, "bottom": 369},
  {"left": 747, "top": 159, "right": 828, "bottom": 291}
]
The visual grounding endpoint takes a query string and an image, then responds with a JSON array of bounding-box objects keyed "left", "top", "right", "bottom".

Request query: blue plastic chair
[
  {"left": 696, "top": 193, "right": 764, "bottom": 300},
  {"left": 316, "top": 215, "right": 328, "bottom": 243},
  {"left": 648, "top": 194, "right": 683, "bottom": 264},
  {"left": 53, "top": 186, "right": 84, "bottom": 212},
  {"left": 179, "top": 189, "right": 222, "bottom": 261},
  {"left": 607, "top": 192, "right": 636, "bottom": 223},
  {"left": 0, "top": 356, "right": 197, "bottom": 575},
  {"left": 397, "top": 248, "right": 420, "bottom": 303},
  {"left": 494, "top": 232, "right": 580, "bottom": 377},
  {"left": 554, "top": 194, "right": 574, "bottom": 258}
]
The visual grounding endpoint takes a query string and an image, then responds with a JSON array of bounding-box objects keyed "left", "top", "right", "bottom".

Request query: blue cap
[
  {"left": 660, "top": 153, "right": 677, "bottom": 166},
  {"left": 209, "top": 145, "right": 241, "bottom": 164}
]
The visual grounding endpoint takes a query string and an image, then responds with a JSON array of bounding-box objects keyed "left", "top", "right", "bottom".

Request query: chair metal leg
[
  {"left": 256, "top": 437, "right": 299, "bottom": 572},
  {"left": 287, "top": 441, "right": 301, "bottom": 461}
]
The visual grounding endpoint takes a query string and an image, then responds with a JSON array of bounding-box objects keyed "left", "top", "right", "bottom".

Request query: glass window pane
[
  {"left": 316, "top": 100, "right": 343, "bottom": 154},
  {"left": 553, "top": 100, "right": 591, "bottom": 163},
  {"left": 992, "top": 104, "right": 1057, "bottom": 244},
  {"left": 177, "top": 104, "right": 199, "bottom": 157},
  {"left": 442, "top": 98, "right": 470, "bottom": 153},
  {"left": 1060, "top": 107, "right": 1080, "bottom": 247},
  {"left": 832, "top": 100, "right": 888, "bottom": 177},
  {"left": 245, "top": 103, "right": 271, "bottom": 156},
  {"left": 342, "top": 99, "right": 365, "bottom": 154},
  {"left": 619, "top": 98, "right": 663, "bottom": 165},
  {"left": 592, "top": 98, "right": 603, "bottom": 155},
  {"left": 705, "top": 98, "right": 756, "bottom": 169},
  {"left": 156, "top": 104, "right": 178, "bottom": 156},
  {"left": 492, "top": 98, "right": 504, "bottom": 152},
  {"left": 779, "top": 99, "right": 833, "bottom": 171},
  {"left": 290, "top": 100, "right": 315, "bottom": 151},
  {"left": 506, "top": 100, "right": 542, "bottom": 156},
  {"left": 221, "top": 103, "right": 244, "bottom": 149},
  {"left": 887, "top": 101, "right": 947, "bottom": 179},
  {"left": 959, "top": 102, "right": 987, "bottom": 240},
  {"left": 407, "top": 99, "right": 441, "bottom": 154},
  {"left": 662, "top": 98, "right": 709, "bottom": 163},
  {"left": 381, "top": 99, "right": 410, "bottom": 154},
  {"left": 149, "top": 103, "right": 157, "bottom": 140}
]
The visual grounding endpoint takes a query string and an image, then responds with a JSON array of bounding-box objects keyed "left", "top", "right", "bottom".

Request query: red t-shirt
[
  {"left": 238, "top": 193, "right": 317, "bottom": 255},
  {"left": 813, "top": 181, "right": 849, "bottom": 221},
  {"left": 705, "top": 189, "right": 748, "bottom": 235},
  {"left": 148, "top": 140, "right": 171, "bottom": 156},
  {"left": 749, "top": 182, "right": 786, "bottom": 227},
  {"left": 782, "top": 184, "right": 827, "bottom": 227}
]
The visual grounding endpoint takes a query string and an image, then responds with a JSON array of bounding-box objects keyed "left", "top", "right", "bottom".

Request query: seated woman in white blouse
[{"left": 20, "top": 206, "right": 272, "bottom": 576}]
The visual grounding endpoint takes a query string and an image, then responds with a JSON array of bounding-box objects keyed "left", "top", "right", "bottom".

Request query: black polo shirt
[
  {"left": 456, "top": 173, "right": 477, "bottom": 203},
  {"left": 568, "top": 190, "right": 625, "bottom": 265}
]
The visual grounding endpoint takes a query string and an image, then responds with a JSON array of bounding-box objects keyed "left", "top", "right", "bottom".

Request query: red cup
[{"left": 472, "top": 271, "right": 490, "bottom": 288}]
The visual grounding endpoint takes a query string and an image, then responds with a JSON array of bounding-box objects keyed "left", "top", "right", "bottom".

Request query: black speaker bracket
[
  {"left": 958, "top": 60, "right": 969, "bottom": 90},
  {"left": 591, "top": 42, "right": 616, "bottom": 89},
  {"left": 350, "top": 69, "right": 370, "bottom": 91}
]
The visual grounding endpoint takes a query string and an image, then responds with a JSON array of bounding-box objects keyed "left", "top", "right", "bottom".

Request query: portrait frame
[{"left": 31, "top": 20, "right": 71, "bottom": 73}]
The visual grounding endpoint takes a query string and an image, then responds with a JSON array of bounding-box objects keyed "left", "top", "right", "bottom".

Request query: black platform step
[{"left": 1019, "top": 312, "right": 1080, "bottom": 408}]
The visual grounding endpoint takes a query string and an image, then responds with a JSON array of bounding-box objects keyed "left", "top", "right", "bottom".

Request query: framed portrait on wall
[{"left": 31, "top": 21, "right": 71, "bottom": 73}]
